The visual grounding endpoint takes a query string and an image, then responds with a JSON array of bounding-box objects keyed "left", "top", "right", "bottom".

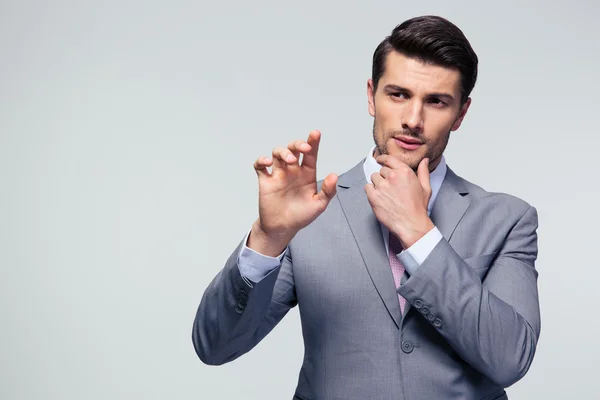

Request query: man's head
[{"left": 368, "top": 15, "right": 478, "bottom": 171}]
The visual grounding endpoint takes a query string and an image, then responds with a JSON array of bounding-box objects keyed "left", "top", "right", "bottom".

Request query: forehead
[{"left": 379, "top": 51, "right": 461, "bottom": 95}]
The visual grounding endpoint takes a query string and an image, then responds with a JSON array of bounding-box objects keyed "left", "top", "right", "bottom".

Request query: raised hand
[{"left": 248, "top": 130, "right": 338, "bottom": 256}]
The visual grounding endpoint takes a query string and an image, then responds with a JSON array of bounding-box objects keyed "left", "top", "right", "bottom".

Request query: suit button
[
  {"left": 433, "top": 318, "right": 443, "bottom": 328},
  {"left": 235, "top": 304, "right": 245, "bottom": 313},
  {"left": 401, "top": 340, "right": 414, "bottom": 354},
  {"left": 420, "top": 306, "right": 430, "bottom": 315},
  {"left": 413, "top": 299, "right": 423, "bottom": 309},
  {"left": 427, "top": 313, "right": 435, "bottom": 322},
  {"left": 235, "top": 290, "right": 249, "bottom": 314}
]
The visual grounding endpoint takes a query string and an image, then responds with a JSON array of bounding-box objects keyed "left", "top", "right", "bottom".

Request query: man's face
[{"left": 368, "top": 51, "right": 471, "bottom": 171}]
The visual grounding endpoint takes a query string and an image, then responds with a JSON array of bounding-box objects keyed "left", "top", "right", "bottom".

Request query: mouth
[{"left": 393, "top": 136, "right": 423, "bottom": 151}]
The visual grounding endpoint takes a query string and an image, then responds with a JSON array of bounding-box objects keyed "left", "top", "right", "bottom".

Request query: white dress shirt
[{"left": 237, "top": 146, "right": 446, "bottom": 285}]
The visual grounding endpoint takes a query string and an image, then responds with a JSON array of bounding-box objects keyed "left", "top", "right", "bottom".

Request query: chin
[{"left": 388, "top": 150, "right": 422, "bottom": 169}]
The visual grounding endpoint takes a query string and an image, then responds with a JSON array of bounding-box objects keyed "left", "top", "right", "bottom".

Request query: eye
[
  {"left": 428, "top": 98, "right": 447, "bottom": 107},
  {"left": 390, "top": 92, "right": 406, "bottom": 99}
]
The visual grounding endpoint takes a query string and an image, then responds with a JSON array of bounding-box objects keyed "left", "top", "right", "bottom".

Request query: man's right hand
[{"left": 247, "top": 130, "right": 338, "bottom": 257}]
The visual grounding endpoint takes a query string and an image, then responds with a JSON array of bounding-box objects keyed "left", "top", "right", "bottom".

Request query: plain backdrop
[{"left": 1, "top": 0, "right": 598, "bottom": 399}]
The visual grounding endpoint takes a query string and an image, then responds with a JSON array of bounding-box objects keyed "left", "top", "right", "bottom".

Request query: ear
[
  {"left": 367, "top": 79, "right": 376, "bottom": 117},
  {"left": 450, "top": 97, "right": 472, "bottom": 131}
]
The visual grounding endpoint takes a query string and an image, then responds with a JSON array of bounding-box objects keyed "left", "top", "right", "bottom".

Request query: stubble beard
[{"left": 372, "top": 118, "right": 450, "bottom": 172}]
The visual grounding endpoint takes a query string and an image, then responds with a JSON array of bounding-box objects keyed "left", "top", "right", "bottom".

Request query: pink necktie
[{"left": 388, "top": 231, "right": 407, "bottom": 314}]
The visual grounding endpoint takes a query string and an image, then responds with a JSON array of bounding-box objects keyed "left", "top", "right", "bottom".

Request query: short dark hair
[{"left": 372, "top": 15, "right": 478, "bottom": 104}]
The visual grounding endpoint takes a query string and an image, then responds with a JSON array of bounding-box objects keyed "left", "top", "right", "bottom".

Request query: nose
[{"left": 402, "top": 101, "right": 424, "bottom": 133}]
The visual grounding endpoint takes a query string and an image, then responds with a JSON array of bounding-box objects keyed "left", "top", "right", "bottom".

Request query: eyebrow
[{"left": 383, "top": 84, "right": 455, "bottom": 102}]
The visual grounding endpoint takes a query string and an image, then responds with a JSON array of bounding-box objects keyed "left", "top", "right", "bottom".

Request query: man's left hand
[{"left": 365, "top": 155, "right": 435, "bottom": 249}]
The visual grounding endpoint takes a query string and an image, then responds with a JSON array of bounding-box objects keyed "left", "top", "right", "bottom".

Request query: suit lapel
[
  {"left": 430, "top": 167, "right": 471, "bottom": 242},
  {"left": 337, "top": 161, "right": 403, "bottom": 329}
]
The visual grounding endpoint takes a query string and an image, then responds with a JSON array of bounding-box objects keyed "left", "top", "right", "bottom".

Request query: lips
[
  {"left": 394, "top": 136, "right": 423, "bottom": 150},
  {"left": 394, "top": 136, "right": 422, "bottom": 144}
]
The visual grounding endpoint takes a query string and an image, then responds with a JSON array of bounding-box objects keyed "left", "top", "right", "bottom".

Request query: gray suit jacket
[{"left": 193, "top": 159, "right": 541, "bottom": 400}]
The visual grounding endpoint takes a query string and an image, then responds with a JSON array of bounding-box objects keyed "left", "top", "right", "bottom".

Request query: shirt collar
[{"left": 363, "top": 145, "right": 447, "bottom": 215}]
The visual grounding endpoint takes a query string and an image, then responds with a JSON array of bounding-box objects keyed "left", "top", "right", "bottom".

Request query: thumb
[
  {"left": 316, "top": 173, "right": 338, "bottom": 204},
  {"left": 417, "top": 158, "right": 432, "bottom": 196}
]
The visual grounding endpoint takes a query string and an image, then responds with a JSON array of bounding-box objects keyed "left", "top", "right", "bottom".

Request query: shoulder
[{"left": 449, "top": 167, "right": 536, "bottom": 222}]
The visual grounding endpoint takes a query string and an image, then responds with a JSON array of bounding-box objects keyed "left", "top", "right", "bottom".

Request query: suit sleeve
[
  {"left": 237, "top": 228, "right": 288, "bottom": 284},
  {"left": 192, "top": 236, "right": 297, "bottom": 365},
  {"left": 397, "top": 205, "right": 540, "bottom": 387}
]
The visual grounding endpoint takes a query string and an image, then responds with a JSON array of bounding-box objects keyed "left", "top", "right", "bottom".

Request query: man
[{"left": 193, "top": 15, "right": 540, "bottom": 400}]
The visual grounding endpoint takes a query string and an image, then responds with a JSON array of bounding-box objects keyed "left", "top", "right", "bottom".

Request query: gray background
[{"left": 1, "top": 0, "right": 597, "bottom": 398}]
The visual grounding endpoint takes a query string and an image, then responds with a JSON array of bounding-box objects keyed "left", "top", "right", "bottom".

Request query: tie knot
[{"left": 389, "top": 231, "right": 403, "bottom": 254}]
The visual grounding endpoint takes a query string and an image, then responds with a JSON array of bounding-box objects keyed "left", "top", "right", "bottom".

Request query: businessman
[{"left": 193, "top": 15, "right": 541, "bottom": 400}]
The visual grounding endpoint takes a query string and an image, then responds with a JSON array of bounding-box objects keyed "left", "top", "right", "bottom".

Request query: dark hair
[{"left": 372, "top": 15, "right": 478, "bottom": 104}]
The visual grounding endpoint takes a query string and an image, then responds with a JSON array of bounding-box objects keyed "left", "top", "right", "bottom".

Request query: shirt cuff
[
  {"left": 397, "top": 226, "right": 443, "bottom": 276},
  {"left": 237, "top": 229, "right": 287, "bottom": 285}
]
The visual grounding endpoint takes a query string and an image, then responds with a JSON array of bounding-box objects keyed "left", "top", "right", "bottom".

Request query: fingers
[
  {"left": 272, "top": 136, "right": 315, "bottom": 167},
  {"left": 417, "top": 158, "right": 432, "bottom": 196},
  {"left": 377, "top": 154, "right": 422, "bottom": 173},
  {"left": 255, "top": 130, "right": 320, "bottom": 178},
  {"left": 371, "top": 172, "right": 384, "bottom": 188},
  {"left": 316, "top": 173, "right": 338, "bottom": 204},
  {"left": 379, "top": 166, "right": 393, "bottom": 179},
  {"left": 301, "top": 130, "right": 321, "bottom": 169},
  {"left": 272, "top": 146, "right": 299, "bottom": 169},
  {"left": 254, "top": 156, "right": 273, "bottom": 177},
  {"left": 375, "top": 154, "right": 404, "bottom": 169},
  {"left": 287, "top": 139, "right": 312, "bottom": 163}
]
